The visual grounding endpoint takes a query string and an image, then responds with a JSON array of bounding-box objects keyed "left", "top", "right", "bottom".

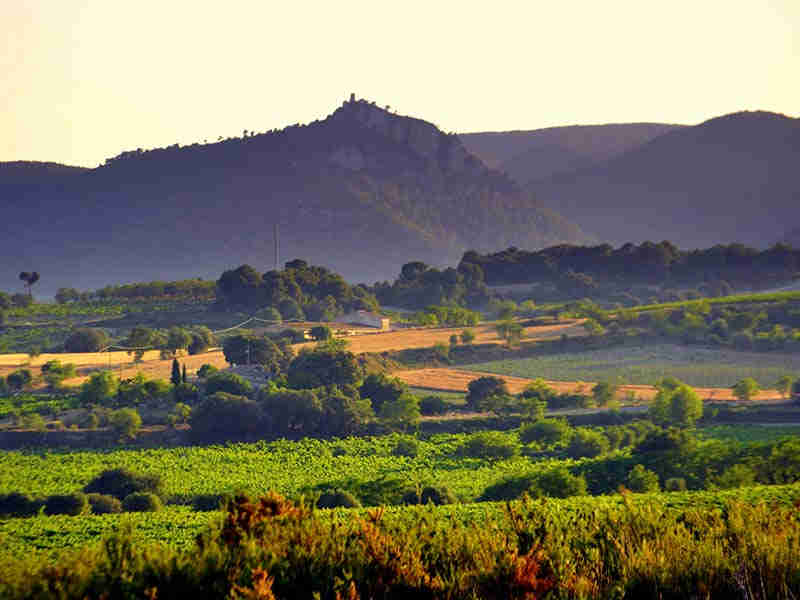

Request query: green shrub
[
  {"left": 122, "top": 492, "right": 162, "bottom": 512},
  {"left": 196, "top": 364, "right": 218, "bottom": 379},
  {"left": 84, "top": 468, "right": 164, "bottom": 500},
  {"left": 204, "top": 371, "right": 253, "bottom": 396},
  {"left": 567, "top": 428, "right": 610, "bottom": 458},
  {"left": 536, "top": 467, "right": 588, "bottom": 498},
  {"left": 316, "top": 489, "right": 361, "bottom": 509},
  {"left": 479, "top": 474, "right": 539, "bottom": 501},
  {"left": 457, "top": 432, "right": 519, "bottom": 460},
  {"left": 0, "top": 492, "right": 41, "bottom": 517},
  {"left": 402, "top": 485, "right": 456, "bottom": 506},
  {"left": 626, "top": 464, "right": 661, "bottom": 493},
  {"left": 519, "top": 418, "right": 571, "bottom": 446},
  {"left": 192, "top": 493, "right": 232, "bottom": 512},
  {"left": 44, "top": 493, "right": 88, "bottom": 516},
  {"left": 391, "top": 436, "right": 420, "bottom": 458},
  {"left": 664, "top": 477, "right": 687, "bottom": 492},
  {"left": 64, "top": 328, "right": 109, "bottom": 352},
  {"left": 87, "top": 493, "right": 122, "bottom": 514}
]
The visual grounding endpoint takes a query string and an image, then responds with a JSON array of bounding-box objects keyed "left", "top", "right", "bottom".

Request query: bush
[
  {"left": 196, "top": 364, "right": 218, "bottom": 379},
  {"left": 204, "top": 371, "right": 253, "bottom": 397},
  {"left": 80, "top": 371, "right": 119, "bottom": 405},
  {"left": 87, "top": 493, "right": 122, "bottom": 514},
  {"left": 316, "top": 489, "right": 361, "bottom": 509},
  {"left": 44, "top": 493, "right": 88, "bottom": 516},
  {"left": 7, "top": 369, "right": 33, "bottom": 392},
  {"left": 122, "top": 492, "right": 162, "bottom": 512},
  {"left": 519, "top": 419, "right": 571, "bottom": 446},
  {"left": 392, "top": 436, "right": 420, "bottom": 458},
  {"left": 84, "top": 468, "right": 164, "bottom": 500},
  {"left": 466, "top": 376, "right": 508, "bottom": 412},
  {"left": 419, "top": 395, "right": 448, "bottom": 416},
  {"left": 457, "top": 432, "right": 519, "bottom": 460},
  {"left": 64, "top": 328, "right": 109, "bottom": 352},
  {"left": 192, "top": 493, "right": 232, "bottom": 512},
  {"left": 566, "top": 428, "right": 610, "bottom": 458},
  {"left": 664, "top": 477, "right": 687, "bottom": 492},
  {"left": 109, "top": 408, "right": 142, "bottom": 439},
  {"left": 536, "top": 467, "right": 588, "bottom": 498},
  {"left": 0, "top": 492, "right": 41, "bottom": 517},
  {"left": 402, "top": 485, "right": 456, "bottom": 506},
  {"left": 626, "top": 464, "right": 661, "bottom": 493}
]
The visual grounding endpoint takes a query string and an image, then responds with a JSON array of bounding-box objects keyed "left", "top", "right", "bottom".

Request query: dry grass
[{"left": 393, "top": 367, "right": 782, "bottom": 403}]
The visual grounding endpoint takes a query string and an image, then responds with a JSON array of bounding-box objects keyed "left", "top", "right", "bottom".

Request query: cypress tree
[
  {"left": 171, "top": 359, "right": 181, "bottom": 387},
  {"left": 181, "top": 364, "right": 187, "bottom": 384}
]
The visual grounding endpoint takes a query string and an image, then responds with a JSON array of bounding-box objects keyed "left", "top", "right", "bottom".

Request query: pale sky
[{"left": 3, "top": 0, "right": 799, "bottom": 167}]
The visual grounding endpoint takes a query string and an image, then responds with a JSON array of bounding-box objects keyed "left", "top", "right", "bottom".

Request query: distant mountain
[
  {"left": 459, "top": 123, "right": 683, "bottom": 184},
  {"left": 1, "top": 98, "right": 587, "bottom": 297},
  {"left": 529, "top": 111, "right": 800, "bottom": 250}
]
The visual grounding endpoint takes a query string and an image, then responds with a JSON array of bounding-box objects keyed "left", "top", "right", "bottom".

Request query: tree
[
  {"left": 732, "top": 377, "right": 760, "bottom": 402},
  {"left": 64, "top": 328, "right": 109, "bottom": 352},
  {"left": 162, "top": 327, "right": 192, "bottom": 359},
  {"left": 649, "top": 380, "right": 703, "bottom": 427},
  {"left": 222, "top": 335, "right": 292, "bottom": 375},
  {"left": 190, "top": 392, "right": 263, "bottom": 442},
  {"left": 188, "top": 327, "right": 216, "bottom": 355},
  {"left": 626, "top": 464, "right": 660, "bottom": 493},
  {"left": 460, "top": 329, "right": 475, "bottom": 344},
  {"left": 519, "top": 418, "right": 571, "bottom": 446},
  {"left": 258, "top": 388, "right": 323, "bottom": 434},
  {"left": 6, "top": 369, "right": 32, "bottom": 392},
  {"left": 536, "top": 467, "right": 587, "bottom": 498},
  {"left": 592, "top": 381, "right": 618, "bottom": 407},
  {"left": 449, "top": 334, "right": 459, "bottom": 347},
  {"left": 18, "top": 271, "right": 40, "bottom": 298},
  {"left": 171, "top": 359, "right": 182, "bottom": 387},
  {"left": 378, "top": 393, "right": 420, "bottom": 430},
  {"left": 41, "top": 360, "right": 76, "bottom": 389},
  {"left": 466, "top": 376, "right": 509, "bottom": 412},
  {"left": 55, "top": 288, "right": 80, "bottom": 304},
  {"left": 775, "top": 375, "right": 795, "bottom": 399},
  {"left": 359, "top": 373, "right": 407, "bottom": 414},
  {"left": 204, "top": 371, "right": 253, "bottom": 397},
  {"left": 310, "top": 325, "right": 333, "bottom": 341},
  {"left": 110, "top": 408, "right": 142, "bottom": 440},
  {"left": 287, "top": 347, "right": 362, "bottom": 389},
  {"left": 80, "top": 371, "right": 119, "bottom": 405},
  {"left": 495, "top": 320, "right": 523, "bottom": 347},
  {"left": 566, "top": 428, "right": 610, "bottom": 458}
]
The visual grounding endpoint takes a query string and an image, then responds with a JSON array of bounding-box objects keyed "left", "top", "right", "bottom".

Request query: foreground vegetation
[{"left": 2, "top": 489, "right": 800, "bottom": 599}]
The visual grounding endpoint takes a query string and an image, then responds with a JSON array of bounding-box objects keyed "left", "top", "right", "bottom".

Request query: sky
[{"left": 3, "top": 0, "right": 799, "bottom": 167}]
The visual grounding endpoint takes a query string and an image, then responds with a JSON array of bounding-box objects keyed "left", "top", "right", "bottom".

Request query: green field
[{"left": 461, "top": 343, "right": 800, "bottom": 388}]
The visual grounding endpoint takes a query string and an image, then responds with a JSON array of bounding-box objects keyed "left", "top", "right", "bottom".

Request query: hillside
[
  {"left": 459, "top": 123, "right": 683, "bottom": 183},
  {"left": 529, "top": 111, "right": 800, "bottom": 249},
  {"left": 0, "top": 99, "right": 587, "bottom": 297}
]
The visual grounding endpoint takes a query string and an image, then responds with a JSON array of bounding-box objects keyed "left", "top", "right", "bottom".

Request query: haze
[{"left": 3, "top": 0, "right": 799, "bottom": 167}]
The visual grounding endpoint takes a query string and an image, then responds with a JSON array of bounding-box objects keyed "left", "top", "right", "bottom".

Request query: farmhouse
[{"left": 340, "top": 310, "right": 390, "bottom": 330}]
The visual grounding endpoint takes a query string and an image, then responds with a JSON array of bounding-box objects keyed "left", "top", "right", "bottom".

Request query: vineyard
[{"left": 458, "top": 343, "right": 800, "bottom": 389}]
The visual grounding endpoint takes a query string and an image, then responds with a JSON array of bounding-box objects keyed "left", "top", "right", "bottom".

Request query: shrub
[
  {"left": 392, "top": 436, "right": 420, "bottom": 458},
  {"left": 419, "top": 395, "right": 448, "bottom": 416},
  {"left": 715, "top": 464, "right": 757, "bottom": 489},
  {"left": 519, "top": 418, "right": 571, "bottom": 446},
  {"left": 457, "top": 432, "right": 519, "bottom": 460},
  {"left": 7, "top": 369, "right": 33, "bottom": 392},
  {"left": 87, "top": 493, "right": 122, "bottom": 514},
  {"left": 64, "top": 328, "right": 109, "bottom": 352},
  {"left": 84, "top": 468, "right": 164, "bottom": 500},
  {"left": 466, "top": 376, "right": 508, "bottom": 412},
  {"left": 192, "top": 493, "right": 232, "bottom": 512},
  {"left": 80, "top": 371, "right": 119, "bottom": 405},
  {"left": 480, "top": 474, "right": 539, "bottom": 501},
  {"left": 378, "top": 393, "right": 420, "bottom": 430},
  {"left": 460, "top": 329, "right": 476, "bottom": 344},
  {"left": 566, "top": 428, "right": 610, "bottom": 458},
  {"left": 664, "top": 477, "right": 687, "bottom": 492},
  {"left": 196, "top": 364, "right": 218, "bottom": 379},
  {"left": 204, "top": 371, "right": 253, "bottom": 396},
  {"left": 0, "top": 492, "right": 41, "bottom": 517},
  {"left": 536, "top": 467, "right": 588, "bottom": 498},
  {"left": 18, "top": 413, "right": 46, "bottom": 431},
  {"left": 44, "top": 493, "right": 88, "bottom": 516},
  {"left": 122, "top": 492, "right": 162, "bottom": 512},
  {"left": 402, "top": 485, "right": 456, "bottom": 506},
  {"left": 626, "top": 464, "right": 661, "bottom": 493},
  {"left": 316, "top": 489, "right": 361, "bottom": 509},
  {"left": 109, "top": 408, "right": 142, "bottom": 439}
]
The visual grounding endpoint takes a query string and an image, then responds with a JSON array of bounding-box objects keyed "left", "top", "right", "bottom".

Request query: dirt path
[{"left": 393, "top": 367, "right": 783, "bottom": 403}]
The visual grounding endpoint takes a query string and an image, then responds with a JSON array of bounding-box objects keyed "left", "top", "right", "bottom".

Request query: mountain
[
  {"left": 528, "top": 111, "right": 800, "bottom": 250},
  {"left": 459, "top": 123, "right": 683, "bottom": 184},
  {"left": 783, "top": 227, "right": 800, "bottom": 249},
  {"left": 1, "top": 98, "right": 587, "bottom": 297}
]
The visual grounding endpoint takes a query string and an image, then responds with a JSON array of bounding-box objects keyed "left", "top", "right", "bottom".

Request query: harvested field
[{"left": 393, "top": 368, "right": 783, "bottom": 403}]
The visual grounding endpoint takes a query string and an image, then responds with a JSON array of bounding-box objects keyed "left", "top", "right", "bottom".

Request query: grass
[{"left": 460, "top": 343, "right": 800, "bottom": 388}]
